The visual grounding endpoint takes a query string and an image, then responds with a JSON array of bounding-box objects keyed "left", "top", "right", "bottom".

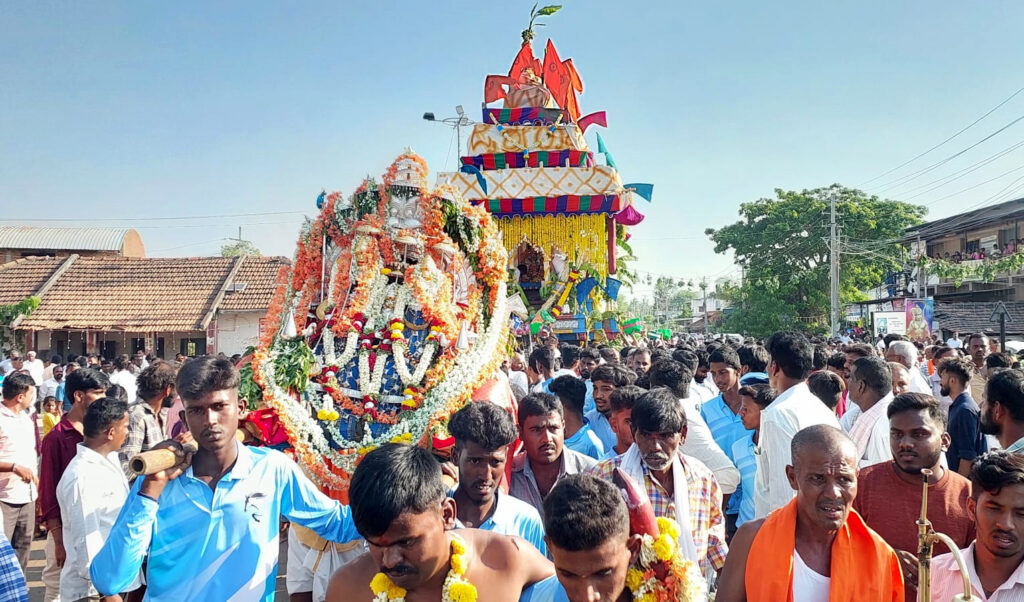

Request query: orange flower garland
[{"left": 254, "top": 150, "right": 514, "bottom": 499}]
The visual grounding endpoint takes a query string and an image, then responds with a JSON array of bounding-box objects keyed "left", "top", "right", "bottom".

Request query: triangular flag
[
  {"left": 604, "top": 277, "right": 622, "bottom": 301},
  {"left": 575, "top": 277, "right": 598, "bottom": 305},
  {"left": 625, "top": 183, "right": 654, "bottom": 202},
  {"left": 595, "top": 134, "right": 617, "bottom": 169},
  {"left": 460, "top": 164, "right": 488, "bottom": 194},
  {"left": 577, "top": 111, "right": 607, "bottom": 133}
]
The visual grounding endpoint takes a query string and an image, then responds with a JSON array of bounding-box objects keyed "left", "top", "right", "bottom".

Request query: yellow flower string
[
  {"left": 627, "top": 517, "right": 706, "bottom": 602},
  {"left": 370, "top": 534, "right": 476, "bottom": 602}
]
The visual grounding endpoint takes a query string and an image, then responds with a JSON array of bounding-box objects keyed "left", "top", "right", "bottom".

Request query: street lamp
[{"left": 423, "top": 106, "right": 474, "bottom": 158}]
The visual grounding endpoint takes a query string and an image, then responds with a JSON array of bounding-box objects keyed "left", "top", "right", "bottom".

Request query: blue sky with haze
[{"left": 3, "top": 2, "right": 1024, "bottom": 297}]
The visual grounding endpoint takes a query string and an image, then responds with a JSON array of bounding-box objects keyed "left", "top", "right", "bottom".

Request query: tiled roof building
[{"left": 0, "top": 254, "right": 288, "bottom": 359}]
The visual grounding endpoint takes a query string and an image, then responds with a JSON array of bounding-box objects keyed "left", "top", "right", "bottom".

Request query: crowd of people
[
  {"left": 0, "top": 328, "right": 1022, "bottom": 601},
  {"left": 929, "top": 239, "right": 1024, "bottom": 262}
]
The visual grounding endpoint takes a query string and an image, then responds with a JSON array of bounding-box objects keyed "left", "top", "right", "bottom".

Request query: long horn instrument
[{"left": 917, "top": 468, "right": 978, "bottom": 602}]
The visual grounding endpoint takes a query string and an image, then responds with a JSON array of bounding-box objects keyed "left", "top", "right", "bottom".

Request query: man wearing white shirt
[
  {"left": 754, "top": 331, "right": 840, "bottom": 519},
  {"left": 0, "top": 372, "right": 39, "bottom": 570},
  {"left": 57, "top": 397, "right": 141, "bottom": 601},
  {"left": 846, "top": 356, "right": 895, "bottom": 468},
  {"left": 109, "top": 356, "right": 137, "bottom": 402},
  {"left": 38, "top": 365, "right": 64, "bottom": 403},
  {"left": 648, "top": 358, "right": 740, "bottom": 496},
  {"left": 22, "top": 351, "right": 44, "bottom": 385},
  {"left": 885, "top": 340, "right": 931, "bottom": 395},
  {"left": 507, "top": 352, "right": 529, "bottom": 396},
  {"left": 0, "top": 352, "right": 21, "bottom": 378},
  {"left": 946, "top": 331, "right": 963, "bottom": 349}
]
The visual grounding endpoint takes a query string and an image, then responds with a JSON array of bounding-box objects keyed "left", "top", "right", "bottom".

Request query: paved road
[{"left": 24, "top": 535, "right": 293, "bottom": 601}]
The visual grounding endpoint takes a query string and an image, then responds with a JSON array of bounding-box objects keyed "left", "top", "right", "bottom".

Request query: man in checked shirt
[
  {"left": 118, "top": 362, "right": 191, "bottom": 480},
  {"left": 588, "top": 388, "right": 728, "bottom": 576}
]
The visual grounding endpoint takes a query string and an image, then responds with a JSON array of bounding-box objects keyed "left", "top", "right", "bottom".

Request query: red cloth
[
  {"left": 745, "top": 498, "right": 904, "bottom": 602},
  {"left": 37, "top": 417, "right": 83, "bottom": 523},
  {"left": 853, "top": 462, "right": 975, "bottom": 556},
  {"left": 835, "top": 390, "right": 848, "bottom": 418}
]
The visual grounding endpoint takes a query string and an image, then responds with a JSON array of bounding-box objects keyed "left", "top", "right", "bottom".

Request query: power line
[
  {"left": 0, "top": 210, "right": 308, "bottom": 223},
  {"left": 859, "top": 86, "right": 1024, "bottom": 187},
  {"left": 895, "top": 138, "right": 1024, "bottom": 201},
  {"left": 870, "top": 112, "right": 1024, "bottom": 194},
  {"left": 917, "top": 163, "right": 1024, "bottom": 206}
]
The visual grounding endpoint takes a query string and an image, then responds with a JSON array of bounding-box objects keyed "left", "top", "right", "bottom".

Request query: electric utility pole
[{"left": 829, "top": 193, "right": 840, "bottom": 337}]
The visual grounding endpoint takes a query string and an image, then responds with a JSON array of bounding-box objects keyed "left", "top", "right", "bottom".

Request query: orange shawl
[{"left": 745, "top": 499, "right": 904, "bottom": 602}]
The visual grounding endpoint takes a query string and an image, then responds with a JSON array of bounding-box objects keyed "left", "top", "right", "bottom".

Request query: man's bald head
[
  {"left": 788, "top": 425, "right": 859, "bottom": 532},
  {"left": 791, "top": 424, "right": 857, "bottom": 468}
]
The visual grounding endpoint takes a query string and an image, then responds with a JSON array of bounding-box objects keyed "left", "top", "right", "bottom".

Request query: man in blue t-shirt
[
  {"left": 448, "top": 401, "right": 548, "bottom": 555},
  {"left": 549, "top": 375, "right": 605, "bottom": 460}
]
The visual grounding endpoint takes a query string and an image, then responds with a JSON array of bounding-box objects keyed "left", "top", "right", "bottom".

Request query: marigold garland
[
  {"left": 253, "top": 150, "right": 510, "bottom": 495},
  {"left": 370, "top": 534, "right": 476, "bottom": 602}
]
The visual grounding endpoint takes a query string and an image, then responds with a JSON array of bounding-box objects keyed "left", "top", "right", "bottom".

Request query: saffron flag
[
  {"left": 543, "top": 40, "right": 569, "bottom": 114},
  {"left": 484, "top": 75, "right": 516, "bottom": 103}
]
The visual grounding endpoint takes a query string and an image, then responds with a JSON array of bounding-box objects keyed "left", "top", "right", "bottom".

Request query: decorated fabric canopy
[
  {"left": 437, "top": 27, "right": 652, "bottom": 326},
  {"left": 251, "top": 150, "right": 510, "bottom": 498}
]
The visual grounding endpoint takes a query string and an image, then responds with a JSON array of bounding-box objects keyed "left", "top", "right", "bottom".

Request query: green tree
[
  {"left": 221, "top": 240, "right": 261, "bottom": 257},
  {"left": 623, "top": 277, "right": 698, "bottom": 331},
  {"left": 705, "top": 184, "right": 925, "bottom": 337}
]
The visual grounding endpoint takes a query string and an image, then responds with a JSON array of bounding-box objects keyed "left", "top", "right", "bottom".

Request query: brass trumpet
[{"left": 916, "top": 468, "right": 978, "bottom": 602}]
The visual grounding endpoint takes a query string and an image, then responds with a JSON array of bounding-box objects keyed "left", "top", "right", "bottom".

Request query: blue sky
[{"left": 3, "top": 2, "right": 1024, "bottom": 298}]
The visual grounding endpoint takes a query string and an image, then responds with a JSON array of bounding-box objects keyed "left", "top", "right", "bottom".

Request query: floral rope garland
[
  {"left": 253, "top": 151, "right": 510, "bottom": 491},
  {"left": 370, "top": 534, "right": 476, "bottom": 602}
]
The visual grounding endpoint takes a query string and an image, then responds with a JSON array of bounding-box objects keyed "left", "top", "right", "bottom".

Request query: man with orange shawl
[{"left": 717, "top": 425, "right": 904, "bottom": 602}]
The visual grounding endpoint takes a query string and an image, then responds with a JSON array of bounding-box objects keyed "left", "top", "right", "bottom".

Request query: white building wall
[{"left": 215, "top": 312, "right": 261, "bottom": 356}]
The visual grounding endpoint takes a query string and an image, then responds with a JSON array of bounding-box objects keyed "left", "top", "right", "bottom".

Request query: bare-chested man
[
  {"left": 326, "top": 443, "right": 554, "bottom": 601},
  {"left": 717, "top": 425, "right": 904, "bottom": 602}
]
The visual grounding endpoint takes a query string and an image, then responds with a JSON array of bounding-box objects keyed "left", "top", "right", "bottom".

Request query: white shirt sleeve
[
  {"left": 754, "top": 410, "right": 797, "bottom": 518},
  {"left": 57, "top": 466, "right": 94, "bottom": 581},
  {"left": 859, "top": 418, "right": 893, "bottom": 468},
  {"left": 681, "top": 413, "right": 739, "bottom": 494}
]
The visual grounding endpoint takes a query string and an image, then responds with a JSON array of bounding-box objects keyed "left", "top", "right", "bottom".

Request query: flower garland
[
  {"left": 253, "top": 150, "right": 513, "bottom": 492},
  {"left": 370, "top": 534, "right": 476, "bottom": 602},
  {"left": 624, "top": 517, "right": 706, "bottom": 602}
]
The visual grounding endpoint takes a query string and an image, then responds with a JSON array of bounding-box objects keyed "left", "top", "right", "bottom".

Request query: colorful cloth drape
[
  {"left": 483, "top": 107, "right": 569, "bottom": 125},
  {"left": 471, "top": 194, "right": 621, "bottom": 216},
  {"left": 461, "top": 150, "right": 593, "bottom": 170}
]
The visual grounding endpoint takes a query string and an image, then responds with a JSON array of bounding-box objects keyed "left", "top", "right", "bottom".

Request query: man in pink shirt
[{"left": 0, "top": 372, "right": 39, "bottom": 570}]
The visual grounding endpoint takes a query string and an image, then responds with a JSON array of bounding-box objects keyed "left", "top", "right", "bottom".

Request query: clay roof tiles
[
  {"left": 0, "top": 255, "right": 289, "bottom": 332},
  {"left": 0, "top": 256, "right": 64, "bottom": 305},
  {"left": 220, "top": 256, "right": 289, "bottom": 312}
]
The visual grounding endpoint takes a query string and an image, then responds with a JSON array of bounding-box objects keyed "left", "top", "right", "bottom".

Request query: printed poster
[{"left": 905, "top": 298, "right": 934, "bottom": 342}]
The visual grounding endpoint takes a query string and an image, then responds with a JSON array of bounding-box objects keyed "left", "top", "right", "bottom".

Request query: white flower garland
[
  {"left": 258, "top": 278, "right": 507, "bottom": 486},
  {"left": 393, "top": 340, "right": 436, "bottom": 387},
  {"left": 332, "top": 331, "right": 359, "bottom": 369},
  {"left": 357, "top": 349, "right": 390, "bottom": 397}
]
